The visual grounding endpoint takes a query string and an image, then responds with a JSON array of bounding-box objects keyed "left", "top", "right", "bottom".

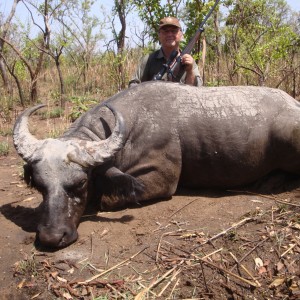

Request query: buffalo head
[{"left": 13, "top": 104, "right": 125, "bottom": 248}]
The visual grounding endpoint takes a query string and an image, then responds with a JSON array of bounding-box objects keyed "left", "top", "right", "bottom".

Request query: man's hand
[
  {"left": 181, "top": 54, "right": 194, "bottom": 72},
  {"left": 182, "top": 54, "right": 196, "bottom": 85}
]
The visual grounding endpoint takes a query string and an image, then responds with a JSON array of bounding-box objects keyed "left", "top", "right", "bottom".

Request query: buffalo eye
[{"left": 65, "top": 178, "right": 87, "bottom": 197}]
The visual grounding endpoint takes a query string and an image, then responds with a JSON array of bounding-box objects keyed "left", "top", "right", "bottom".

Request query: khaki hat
[{"left": 159, "top": 17, "right": 181, "bottom": 29}]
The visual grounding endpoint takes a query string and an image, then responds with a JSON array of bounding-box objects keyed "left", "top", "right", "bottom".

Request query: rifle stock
[{"left": 153, "top": 0, "right": 220, "bottom": 82}]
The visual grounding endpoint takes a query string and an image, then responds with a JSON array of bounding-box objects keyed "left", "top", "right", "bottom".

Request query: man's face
[{"left": 158, "top": 25, "right": 182, "bottom": 48}]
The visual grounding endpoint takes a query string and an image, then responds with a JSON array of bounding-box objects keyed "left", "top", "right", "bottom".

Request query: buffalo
[{"left": 13, "top": 81, "right": 300, "bottom": 248}]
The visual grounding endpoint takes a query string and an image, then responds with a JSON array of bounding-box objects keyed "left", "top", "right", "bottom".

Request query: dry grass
[{"left": 12, "top": 195, "right": 300, "bottom": 299}]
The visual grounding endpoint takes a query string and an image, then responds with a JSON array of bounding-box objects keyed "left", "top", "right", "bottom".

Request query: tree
[
  {"left": 56, "top": 0, "right": 105, "bottom": 92},
  {"left": 0, "top": 0, "right": 21, "bottom": 96},
  {"left": 109, "top": 0, "right": 133, "bottom": 89},
  {"left": 130, "top": 0, "right": 184, "bottom": 43},
  {"left": 224, "top": 0, "right": 298, "bottom": 87}
]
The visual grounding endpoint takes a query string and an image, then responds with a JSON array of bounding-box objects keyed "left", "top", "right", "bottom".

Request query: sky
[
  {"left": 2, "top": 0, "right": 299, "bottom": 23},
  {"left": 287, "top": 0, "right": 300, "bottom": 11},
  {"left": 1, "top": 0, "right": 300, "bottom": 50}
]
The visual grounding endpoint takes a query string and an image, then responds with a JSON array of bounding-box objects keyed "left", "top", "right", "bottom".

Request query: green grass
[
  {"left": 38, "top": 107, "right": 64, "bottom": 120},
  {"left": 0, "top": 127, "right": 13, "bottom": 136},
  {"left": 0, "top": 141, "right": 9, "bottom": 156}
]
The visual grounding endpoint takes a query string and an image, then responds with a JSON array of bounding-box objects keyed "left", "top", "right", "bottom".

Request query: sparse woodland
[
  {"left": 0, "top": 0, "right": 299, "bottom": 119},
  {"left": 1, "top": 2, "right": 300, "bottom": 299}
]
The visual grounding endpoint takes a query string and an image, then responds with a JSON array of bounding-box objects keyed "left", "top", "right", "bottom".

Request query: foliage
[
  {"left": 130, "top": 0, "right": 183, "bottom": 42},
  {"left": 223, "top": 0, "right": 300, "bottom": 86},
  {"left": 68, "top": 96, "right": 98, "bottom": 121},
  {"left": 0, "top": 0, "right": 299, "bottom": 110},
  {"left": 0, "top": 141, "right": 9, "bottom": 156},
  {"left": 38, "top": 107, "right": 64, "bottom": 120}
]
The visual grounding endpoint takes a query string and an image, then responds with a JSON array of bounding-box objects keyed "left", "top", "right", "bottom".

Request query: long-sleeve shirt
[{"left": 129, "top": 48, "right": 203, "bottom": 87}]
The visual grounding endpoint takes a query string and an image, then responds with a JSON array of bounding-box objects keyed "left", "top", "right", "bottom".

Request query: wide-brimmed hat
[{"left": 159, "top": 17, "right": 181, "bottom": 29}]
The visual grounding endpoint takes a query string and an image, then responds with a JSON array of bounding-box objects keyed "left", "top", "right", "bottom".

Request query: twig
[
  {"left": 232, "top": 237, "right": 269, "bottom": 269},
  {"left": 201, "top": 248, "right": 223, "bottom": 260},
  {"left": 219, "top": 281, "right": 246, "bottom": 298},
  {"left": 275, "top": 199, "right": 300, "bottom": 207},
  {"left": 228, "top": 190, "right": 300, "bottom": 207},
  {"left": 77, "top": 247, "right": 148, "bottom": 285},
  {"left": 135, "top": 261, "right": 184, "bottom": 299},
  {"left": 168, "top": 198, "right": 199, "bottom": 220},
  {"left": 154, "top": 198, "right": 199, "bottom": 232},
  {"left": 227, "top": 189, "right": 277, "bottom": 200},
  {"left": 157, "top": 267, "right": 182, "bottom": 297},
  {"left": 200, "top": 259, "right": 209, "bottom": 293},
  {"left": 199, "top": 257, "right": 259, "bottom": 287},
  {"left": 280, "top": 243, "right": 296, "bottom": 258},
  {"left": 168, "top": 278, "right": 180, "bottom": 299},
  {"left": 229, "top": 252, "right": 261, "bottom": 287},
  {"left": 136, "top": 282, "right": 157, "bottom": 297},
  {"left": 156, "top": 230, "right": 186, "bottom": 262},
  {"left": 106, "top": 283, "right": 127, "bottom": 299},
  {"left": 202, "top": 217, "right": 253, "bottom": 245}
]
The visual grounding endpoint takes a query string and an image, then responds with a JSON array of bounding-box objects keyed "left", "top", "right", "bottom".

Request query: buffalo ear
[{"left": 23, "top": 164, "right": 34, "bottom": 187}]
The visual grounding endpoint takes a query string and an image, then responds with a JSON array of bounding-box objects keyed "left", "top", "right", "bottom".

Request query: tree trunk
[
  {"left": 115, "top": 0, "right": 127, "bottom": 90},
  {"left": 55, "top": 56, "right": 66, "bottom": 108}
]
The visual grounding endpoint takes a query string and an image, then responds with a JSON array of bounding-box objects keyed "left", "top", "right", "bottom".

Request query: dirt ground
[{"left": 0, "top": 112, "right": 300, "bottom": 299}]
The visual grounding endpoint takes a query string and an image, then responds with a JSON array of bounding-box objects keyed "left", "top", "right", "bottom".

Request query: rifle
[{"left": 153, "top": 0, "right": 221, "bottom": 82}]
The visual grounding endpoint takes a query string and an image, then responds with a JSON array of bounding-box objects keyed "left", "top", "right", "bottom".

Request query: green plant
[
  {"left": 0, "top": 127, "right": 13, "bottom": 136},
  {"left": 38, "top": 107, "right": 64, "bottom": 120},
  {"left": 68, "top": 96, "right": 98, "bottom": 121},
  {"left": 47, "top": 128, "right": 65, "bottom": 138},
  {"left": 14, "top": 256, "right": 38, "bottom": 277},
  {"left": 0, "top": 141, "right": 9, "bottom": 156}
]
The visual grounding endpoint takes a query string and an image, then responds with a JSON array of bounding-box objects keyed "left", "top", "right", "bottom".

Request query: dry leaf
[
  {"left": 57, "top": 275, "right": 68, "bottom": 283},
  {"left": 254, "top": 257, "right": 264, "bottom": 269},
  {"left": 211, "top": 253, "right": 222, "bottom": 262},
  {"left": 180, "top": 233, "right": 197, "bottom": 239},
  {"left": 289, "top": 280, "right": 300, "bottom": 292},
  {"left": 67, "top": 267, "right": 74, "bottom": 274},
  {"left": 291, "top": 223, "right": 300, "bottom": 230},
  {"left": 276, "top": 261, "right": 284, "bottom": 272},
  {"left": 251, "top": 199, "right": 263, "bottom": 203},
  {"left": 258, "top": 266, "right": 267, "bottom": 274},
  {"left": 62, "top": 292, "right": 72, "bottom": 299},
  {"left": 31, "top": 292, "right": 42, "bottom": 299},
  {"left": 81, "top": 287, "right": 89, "bottom": 296},
  {"left": 100, "top": 228, "right": 109, "bottom": 237},
  {"left": 23, "top": 196, "right": 35, "bottom": 202},
  {"left": 269, "top": 277, "right": 285, "bottom": 288},
  {"left": 17, "top": 279, "right": 26, "bottom": 289},
  {"left": 50, "top": 271, "right": 58, "bottom": 279}
]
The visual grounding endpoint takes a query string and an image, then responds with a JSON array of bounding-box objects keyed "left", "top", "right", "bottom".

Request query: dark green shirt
[{"left": 129, "top": 48, "right": 202, "bottom": 87}]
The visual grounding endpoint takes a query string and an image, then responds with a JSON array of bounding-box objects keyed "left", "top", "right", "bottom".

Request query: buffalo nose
[{"left": 37, "top": 224, "right": 78, "bottom": 248}]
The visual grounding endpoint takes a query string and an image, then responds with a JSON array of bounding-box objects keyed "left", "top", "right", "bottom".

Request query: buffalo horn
[
  {"left": 68, "top": 104, "right": 126, "bottom": 167},
  {"left": 13, "top": 104, "right": 46, "bottom": 162}
]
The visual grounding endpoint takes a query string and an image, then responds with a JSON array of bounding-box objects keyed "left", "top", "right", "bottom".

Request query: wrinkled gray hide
[{"left": 13, "top": 81, "right": 300, "bottom": 247}]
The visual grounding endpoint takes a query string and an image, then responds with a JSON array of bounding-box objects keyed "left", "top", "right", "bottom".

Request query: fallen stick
[
  {"left": 228, "top": 190, "right": 300, "bottom": 207},
  {"left": 232, "top": 237, "right": 269, "bottom": 268},
  {"left": 157, "top": 267, "right": 182, "bottom": 297},
  {"left": 199, "top": 257, "right": 259, "bottom": 288},
  {"left": 135, "top": 261, "right": 184, "bottom": 300},
  {"left": 280, "top": 243, "right": 296, "bottom": 258},
  {"left": 202, "top": 217, "right": 253, "bottom": 245},
  {"left": 201, "top": 248, "right": 223, "bottom": 260},
  {"left": 229, "top": 252, "right": 261, "bottom": 287},
  {"left": 275, "top": 199, "right": 300, "bottom": 207},
  {"left": 77, "top": 246, "right": 148, "bottom": 285}
]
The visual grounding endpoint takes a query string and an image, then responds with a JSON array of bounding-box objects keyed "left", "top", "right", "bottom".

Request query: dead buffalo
[{"left": 13, "top": 81, "right": 300, "bottom": 248}]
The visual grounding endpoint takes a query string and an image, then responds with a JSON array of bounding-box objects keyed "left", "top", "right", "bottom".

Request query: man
[{"left": 129, "top": 17, "right": 202, "bottom": 87}]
